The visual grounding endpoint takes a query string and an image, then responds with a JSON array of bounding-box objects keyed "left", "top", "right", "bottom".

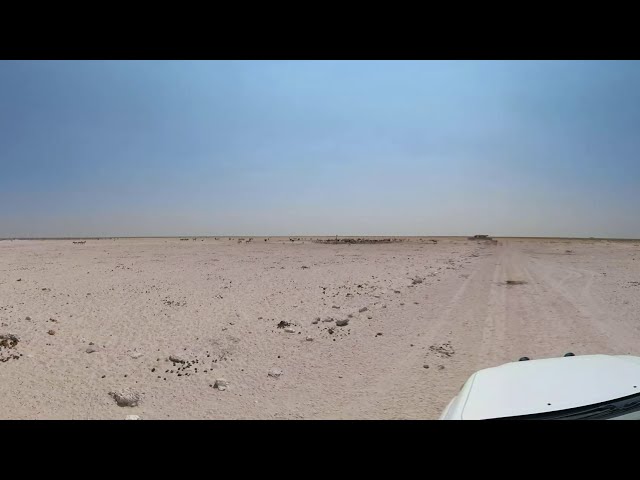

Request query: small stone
[
  {"left": 400, "top": 303, "right": 405, "bottom": 306},
  {"left": 0, "top": 334, "right": 20, "bottom": 348},
  {"left": 305, "top": 336, "right": 313, "bottom": 341},
  {"left": 284, "top": 327, "right": 295, "bottom": 333},
  {"left": 130, "top": 352, "right": 143, "bottom": 359},
  {"left": 47, "top": 330, "right": 56, "bottom": 336},
  {"left": 125, "top": 415, "right": 141, "bottom": 420},
  {"left": 394, "top": 290, "right": 401, "bottom": 294},
  {"left": 359, "top": 307, "right": 368, "bottom": 313},
  {"left": 86, "top": 347, "right": 98, "bottom": 353},
  {"left": 169, "top": 355, "right": 186, "bottom": 364},
  {"left": 347, "top": 314, "right": 353, "bottom": 318},
  {"left": 423, "top": 364, "right": 429, "bottom": 369},
  {"left": 332, "top": 305, "right": 340, "bottom": 309},
  {"left": 311, "top": 317, "right": 320, "bottom": 325},
  {"left": 25, "top": 316, "right": 31, "bottom": 321},
  {"left": 17, "top": 278, "right": 21, "bottom": 281},
  {"left": 336, "top": 318, "right": 349, "bottom": 327},
  {"left": 109, "top": 390, "right": 141, "bottom": 407},
  {"left": 214, "top": 378, "right": 229, "bottom": 391},
  {"left": 268, "top": 368, "right": 283, "bottom": 378},
  {"left": 322, "top": 317, "right": 334, "bottom": 323},
  {"left": 367, "top": 316, "right": 373, "bottom": 319}
]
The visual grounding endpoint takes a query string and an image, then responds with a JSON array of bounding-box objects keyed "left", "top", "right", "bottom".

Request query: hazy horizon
[{"left": 2, "top": 60, "right": 640, "bottom": 238}]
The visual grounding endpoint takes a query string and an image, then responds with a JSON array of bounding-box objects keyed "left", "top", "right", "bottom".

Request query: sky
[{"left": 1, "top": 60, "right": 640, "bottom": 238}]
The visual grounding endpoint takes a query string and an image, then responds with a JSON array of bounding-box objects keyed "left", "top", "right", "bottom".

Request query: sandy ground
[{"left": 2, "top": 236, "right": 640, "bottom": 419}]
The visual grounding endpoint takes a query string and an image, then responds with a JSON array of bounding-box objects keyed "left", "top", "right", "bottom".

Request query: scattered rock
[
  {"left": 423, "top": 364, "right": 429, "bottom": 369},
  {"left": 109, "top": 390, "right": 141, "bottom": 407},
  {"left": 359, "top": 307, "right": 368, "bottom": 313},
  {"left": 336, "top": 318, "right": 349, "bottom": 327},
  {"left": 125, "top": 415, "right": 141, "bottom": 420},
  {"left": 277, "top": 320, "right": 291, "bottom": 329},
  {"left": 322, "top": 316, "right": 334, "bottom": 323},
  {"left": 367, "top": 315, "right": 373, "bottom": 319},
  {"left": 305, "top": 336, "right": 313, "bottom": 341},
  {"left": 25, "top": 316, "right": 31, "bottom": 321},
  {"left": 375, "top": 332, "right": 383, "bottom": 337},
  {"left": 311, "top": 317, "right": 320, "bottom": 325},
  {"left": 214, "top": 378, "right": 229, "bottom": 391},
  {"left": 130, "top": 352, "right": 143, "bottom": 359},
  {"left": 268, "top": 368, "right": 283, "bottom": 378},
  {"left": 169, "top": 355, "right": 186, "bottom": 364},
  {"left": 411, "top": 277, "right": 423, "bottom": 285},
  {"left": 332, "top": 305, "right": 340, "bottom": 309},
  {"left": 47, "top": 330, "right": 56, "bottom": 336},
  {"left": 284, "top": 327, "right": 296, "bottom": 333},
  {"left": 394, "top": 290, "right": 401, "bottom": 294},
  {"left": 0, "top": 334, "right": 19, "bottom": 348},
  {"left": 16, "top": 278, "right": 21, "bottom": 282},
  {"left": 347, "top": 313, "right": 353, "bottom": 318},
  {"left": 86, "top": 347, "right": 99, "bottom": 354}
]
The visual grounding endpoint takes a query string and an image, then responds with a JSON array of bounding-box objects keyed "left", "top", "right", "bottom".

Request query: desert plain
[{"left": 2, "top": 236, "right": 640, "bottom": 419}]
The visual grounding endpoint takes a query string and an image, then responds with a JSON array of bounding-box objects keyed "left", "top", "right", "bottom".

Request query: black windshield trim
[{"left": 487, "top": 390, "right": 640, "bottom": 420}]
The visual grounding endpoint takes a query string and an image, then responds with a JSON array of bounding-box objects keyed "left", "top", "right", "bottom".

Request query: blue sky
[{"left": 1, "top": 60, "right": 640, "bottom": 237}]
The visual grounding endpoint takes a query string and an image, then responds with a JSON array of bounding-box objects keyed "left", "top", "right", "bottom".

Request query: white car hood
[{"left": 442, "top": 355, "right": 640, "bottom": 420}]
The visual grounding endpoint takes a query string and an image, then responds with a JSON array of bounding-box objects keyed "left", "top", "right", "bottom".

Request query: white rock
[
  {"left": 305, "top": 336, "right": 314, "bottom": 341},
  {"left": 214, "top": 378, "right": 229, "bottom": 391},
  {"left": 284, "top": 327, "right": 295, "bottom": 333},
  {"left": 169, "top": 355, "right": 186, "bottom": 364},
  {"left": 125, "top": 415, "right": 141, "bottom": 420},
  {"left": 268, "top": 368, "right": 283, "bottom": 378},
  {"left": 109, "top": 390, "right": 141, "bottom": 407},
  {"left": 130, "top": 352, "right": 143, "bottom": 359}
]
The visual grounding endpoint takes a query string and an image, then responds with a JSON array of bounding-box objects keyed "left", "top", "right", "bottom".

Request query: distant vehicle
[
  {"left": 440, "top": 354, "right": 640, "bottom": 419},
  {"left": 468, "top": 234, "right": 492, "bottom": 240}
]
